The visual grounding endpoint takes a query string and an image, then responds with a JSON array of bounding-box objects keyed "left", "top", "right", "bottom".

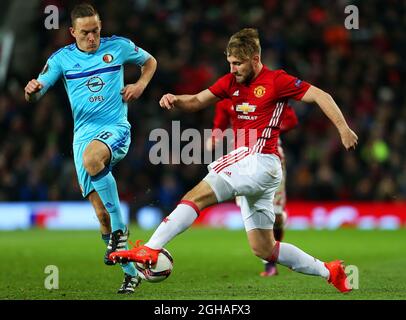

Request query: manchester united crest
[
  {"left": 254, "top": 86, "right": 266, "bottom": 98},
  {"left": 103, "top": 54, "right": 114, "bottom": 63}
]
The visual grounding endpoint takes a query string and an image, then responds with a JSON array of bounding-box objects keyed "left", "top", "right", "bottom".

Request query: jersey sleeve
[
  {"left": 208, "top": 74, "right": 232, "bottom": 100},
  {"left": 37, "top": 54, "right": 63, "bottom": 96},
  {"left": 121, "top": 37, "right": 152, "bottom": 66},
  {"left": 273, "top": 70, "right": 311, "bottom": 100},
  {"left": 280, "top": 104, "right": 299, "bottom": 133}
]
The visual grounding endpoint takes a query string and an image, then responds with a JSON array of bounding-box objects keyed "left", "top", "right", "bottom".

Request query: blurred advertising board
[
  {"left": 0, "top": 202, "right": 129, "bottom": 230},
  {"left": 2, "top": 201, "right": 404, "bottom": 230},
  {"left": 194, "top": 201, "right": 406, "bottom": 230}
]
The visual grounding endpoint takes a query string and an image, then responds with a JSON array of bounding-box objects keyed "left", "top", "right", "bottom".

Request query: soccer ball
[{"left": 135, "top": 248, "right": 173, "bottom": 283}]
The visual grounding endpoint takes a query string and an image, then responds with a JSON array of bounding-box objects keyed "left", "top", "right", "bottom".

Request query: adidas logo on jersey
[
  {"left": 224, "top": 171, "right": 232, "bottom": 177},
  {"left": 232, "top": 90, "right": 239, "bottom": 96},
  {"left": 73, "top": 63, "right": 81, "bottom": 69}
]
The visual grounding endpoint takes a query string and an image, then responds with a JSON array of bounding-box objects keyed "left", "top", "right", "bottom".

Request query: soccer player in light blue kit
[{"left": 24, "top": 3, "right": 157, "bottom": 294}]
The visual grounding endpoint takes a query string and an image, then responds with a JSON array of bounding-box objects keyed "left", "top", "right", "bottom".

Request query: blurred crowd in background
[{"left": 1, "top": 0, "right": 405, "bottom": 215}]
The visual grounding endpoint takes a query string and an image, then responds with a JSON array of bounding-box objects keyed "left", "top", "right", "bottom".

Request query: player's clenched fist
[
  {"left": 24, "top": 79, "right": 43, "bottom": 95},
  {"left": 120, "top": 82, "right": 145, "bottom": 102},
  {"left": 159, "top": 94, "right": 177, "bottom": 110},
  {"left": 340, "top": 128, "right": 358, "bottom": 150}
]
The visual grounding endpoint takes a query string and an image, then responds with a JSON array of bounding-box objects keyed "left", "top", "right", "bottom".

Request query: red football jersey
[
  {"left": 212, "top": 99, "right": 236, "bottom": 131},
  {"left": 280, "top": 104, "right": 299, "bottom": 133},
  {"left": 209, "top": 66, "right": 310, "bottom": 155}
]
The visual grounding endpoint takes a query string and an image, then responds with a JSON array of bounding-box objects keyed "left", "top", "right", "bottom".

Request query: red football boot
[
  {"left": 109, "top": 240, "right": 160, "bottom": 267},
  {"left": 324, "top": 260, "right": 352, "bottom": 293}
]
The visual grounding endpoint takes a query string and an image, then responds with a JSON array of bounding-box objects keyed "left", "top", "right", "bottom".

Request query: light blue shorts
[{"left": 73, "top": 125, "right": 131, "bottom": 198}]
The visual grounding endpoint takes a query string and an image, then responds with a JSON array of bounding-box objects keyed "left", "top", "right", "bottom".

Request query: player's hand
[
  {"left": 159, "top": 94, "right": 177, "bottom": 110},
  {"left": 121, "top": 82, "right": 146, "bottom": 102},
  {"left": 340, "top": 128, "right": 358, "bottom": 150},
  {"left": 24, "top": 79, "right": 43, "bottom": 96}
]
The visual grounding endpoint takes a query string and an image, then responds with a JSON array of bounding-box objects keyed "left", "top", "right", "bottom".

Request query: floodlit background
[
  {"left": 1, "top": 0, "right": 405, "bottom": 229},
  {"left": 0, "top": 0, "right": 405, "bottom": 301}
]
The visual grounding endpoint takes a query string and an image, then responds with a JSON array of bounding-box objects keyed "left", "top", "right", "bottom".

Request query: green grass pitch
[{"left": 1, "top": 227, "right": 405, "bottom": 300}]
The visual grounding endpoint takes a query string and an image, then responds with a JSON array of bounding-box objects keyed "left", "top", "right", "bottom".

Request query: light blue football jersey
[{"left": 37, "top": 35, "right": 151, "bottom": 143}]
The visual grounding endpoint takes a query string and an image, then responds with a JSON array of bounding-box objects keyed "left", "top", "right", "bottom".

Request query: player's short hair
[
  {"left": 70, "top": 3, "right": 99, "bottom": 26},
  {"left": 226, "top": 28, "right": 261, "bottom": 60}
]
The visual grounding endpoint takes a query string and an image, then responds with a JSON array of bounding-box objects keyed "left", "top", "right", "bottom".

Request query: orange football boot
[
  {"left": 324, "top": 260, "right": 352, "bottom": 293},
  {"left": 109, "top": 240, "right": 160, "bottom": 267}
]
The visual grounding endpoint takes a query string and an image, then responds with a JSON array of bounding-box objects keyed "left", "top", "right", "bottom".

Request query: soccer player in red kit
[
  {"left": 206, "top": 99, "right": 298, "bottom": 277},
  {"left": 111, "top": 28, "right": 358, "bottom": 293}
]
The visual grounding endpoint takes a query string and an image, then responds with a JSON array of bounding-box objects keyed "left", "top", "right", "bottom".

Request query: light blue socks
[{"left": 91, "top": 166, "right": 125, "bottom": 232}]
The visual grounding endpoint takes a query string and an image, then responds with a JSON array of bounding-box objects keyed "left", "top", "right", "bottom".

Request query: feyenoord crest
[
  {"left": 254, "top": 85, "right": 266, "bottom": 98},
  {"left": 103, "top": 54, "right": 114, "bottom": 63}
]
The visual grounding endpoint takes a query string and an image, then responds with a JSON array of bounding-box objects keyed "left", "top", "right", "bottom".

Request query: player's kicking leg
[
  {"left": 261, "top": 142, "right": 287, "bottom": 277},
  {"left": 110, "top": 148, "right": 351, "bottom": 293},
  {"left": 109, "top": 179, "right": 218, "bottom": 266}
]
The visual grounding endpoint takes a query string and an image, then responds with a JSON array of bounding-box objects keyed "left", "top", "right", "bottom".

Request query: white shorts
[{"left": 203, "top": 147, "right": 282, "bottom": 231}]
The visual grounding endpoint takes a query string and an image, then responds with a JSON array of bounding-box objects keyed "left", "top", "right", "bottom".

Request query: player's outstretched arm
[
  {"left": 159, "top": 89, "right": 219, "bottom": 112},
  {"left": 301, "top": 85, "right": 358, "bottom": 150},
  {"left": 24, "top": 79, "right": 43, "bottom": 103},
  {"left": 121, "top": 56, "right": 157, "bottom": 102}
]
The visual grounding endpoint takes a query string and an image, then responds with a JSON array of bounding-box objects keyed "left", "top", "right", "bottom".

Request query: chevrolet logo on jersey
[{"left": 236, "top": 102, "right": 256, "bottom": 114}]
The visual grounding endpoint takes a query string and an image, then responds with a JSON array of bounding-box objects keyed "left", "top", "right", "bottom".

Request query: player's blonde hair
[{"left": 226, "top": 28, "right": 261, "bottom": 60}]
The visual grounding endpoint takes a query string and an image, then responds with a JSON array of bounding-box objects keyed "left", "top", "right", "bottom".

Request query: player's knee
[
  {"left": 181, "top": 181, "right": 218, "bottom": 210},
  {"left": 83, "top": 153, "right": 102, "bottom": 176}
]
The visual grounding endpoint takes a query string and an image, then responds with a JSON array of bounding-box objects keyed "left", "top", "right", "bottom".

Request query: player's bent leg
[
  {"left": 261, "top": 214, "right": 287, "bottom": 276},
  {"left": 273, "top": 213, "right": 286, "bottom": 242},
  {"left": 259, "top": 213, "right": 286, "bottom": 276},
  {"left": 242, "top": 194, "right": 350, "bottom": 292},
  {"left": 247, "top": 228, "right": 276, "bottom": 260},
  {"left": 88, "top": 191, "right": 134, "bottom": 266},
  {"left": 88, "top": 190, "right": 126, "bottom": 265},
  {"left": 247, "top": 229, "right": 279, "bottom": 277},
  {"left": 83, "top": 140, "right": 111, "bottom": 176},
  {"left": 88, "top": 191, "right": 116, "bottom": 265},
  {"left": 88, "top": 191, "right": 140, "bottom": 293},
  {"left": 84, "top": 140, "right": 126, "bottom": 232},
  {"left": 248, "top": 228, "right": 351, "bottom": 292},
  {"left": 88, "top": 191, "right": 111, "bottom": 234},
  {"left": 109, "top": 180, "right": 224, "bottom": 266}
]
